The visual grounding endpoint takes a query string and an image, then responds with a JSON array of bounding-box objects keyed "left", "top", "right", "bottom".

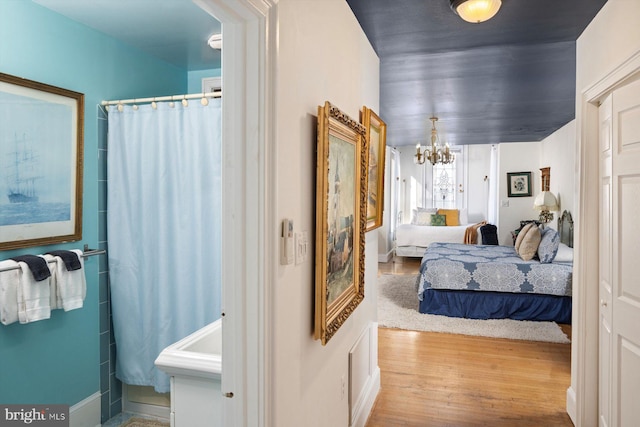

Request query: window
[{"left": 432, "top": 162, "right": 456, "bottom": 209}]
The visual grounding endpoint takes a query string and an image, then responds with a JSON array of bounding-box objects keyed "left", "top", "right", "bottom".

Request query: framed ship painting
[
  {"left": 314, "top": 101, "right": 368, "bottom": 345},
  {"left": 0, "top": 72, "right": 84, "bottom": 250},
  {"left": 362, "top": 106, "right": 387, "bottom": 231}
]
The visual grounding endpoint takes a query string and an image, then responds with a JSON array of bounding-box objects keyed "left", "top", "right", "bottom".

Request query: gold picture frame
[
  {"left": 362, "top": 106, "right": 387, "bottom": 231},
  {"left": 0, "top": 72, "right": 84, "bottom": 250},
  {"left": 314, "top": 101, "right": 368, "bottom": 345}
]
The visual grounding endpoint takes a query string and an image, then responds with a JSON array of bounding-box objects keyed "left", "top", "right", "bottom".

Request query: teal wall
[
  {"left": 0, "top": 0, "right": 187, "bottom": 408},
  {"left": 187, "top": 68, "right": 222, "bottom": 93}
]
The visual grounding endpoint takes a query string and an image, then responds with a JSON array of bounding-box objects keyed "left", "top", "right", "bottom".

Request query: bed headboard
[{"left": 557, "top": 210, "right": 574, "bottom": 248}]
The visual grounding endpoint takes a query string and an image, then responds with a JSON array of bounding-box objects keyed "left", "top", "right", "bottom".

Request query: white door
[
  {"left": 608, "top": 76, "right": 640, "bottom": 426},
  {"left": 598, "top": 94, "right": 613, "bottom": 427}
]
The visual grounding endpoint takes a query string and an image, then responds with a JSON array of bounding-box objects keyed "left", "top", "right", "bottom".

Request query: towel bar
[{"left": 0, "top": 246, "right": 106, "bottom": 273}]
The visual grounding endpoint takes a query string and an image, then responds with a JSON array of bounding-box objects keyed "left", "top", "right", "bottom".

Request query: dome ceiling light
[{"left": 450, "top": 0, "right": 502, "bottom": 23}]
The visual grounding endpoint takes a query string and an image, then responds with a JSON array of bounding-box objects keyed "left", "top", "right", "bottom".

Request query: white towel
[
  {"left": 0, "top": 260, "right": 21, "bottom": 325},
  {"left": 16, "top": 258, "right": 51, "bottom": 323},
  {"left": 50, "top": 249, "right": 87, "bottom": 311},
  {"left": 42, "top": 254, "right": 62, "bottom": 310}
]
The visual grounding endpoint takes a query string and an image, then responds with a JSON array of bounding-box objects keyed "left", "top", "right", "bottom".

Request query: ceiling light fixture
[
  {"left": 414, "top": 117, "right": 455, "bottom": 166},
  {"left": 450, "top": 0, "right": 502, "bottom": 23},
  {"left": 207, "top": 34, "right": 222, "bottom": 50}
]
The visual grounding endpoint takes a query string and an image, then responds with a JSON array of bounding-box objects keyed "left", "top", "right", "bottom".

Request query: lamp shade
[
  {"left": 533, "top": 191, "right": 559, "bottom": 211},
  {"left": 450, "top": 0, "right": 502, "bottom": 23}
]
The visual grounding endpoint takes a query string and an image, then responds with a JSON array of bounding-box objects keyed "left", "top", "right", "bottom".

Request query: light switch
[
  {"left": 501, "top": 200, "right": 510, "bottom": 207},
  {"left": 295, "top": 231, "right": 308, "bottom": 265}
]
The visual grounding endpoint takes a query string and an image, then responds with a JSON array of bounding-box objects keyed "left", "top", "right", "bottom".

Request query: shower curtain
[{"left": 107, "top": 99, "right": 222, "bottom": 393}]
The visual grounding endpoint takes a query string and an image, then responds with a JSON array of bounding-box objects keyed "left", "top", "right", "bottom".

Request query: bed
[
  {"left": 415, "top": 211, "right": 574, "bottom": 323},
  {"left": 395, "top": 208, "right": 476, "bottom": 257}
]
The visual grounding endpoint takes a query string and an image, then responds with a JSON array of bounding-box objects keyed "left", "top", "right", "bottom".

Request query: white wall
[
  {"left": 570, "top": 0, "right": 640, "bottom": 425},
  {"left": 378, "top": 147, "right": 393, "bottom": 261},
  {"left": 397, "top": 146, "right": 426, "bottom": 223},
  {"left": 273, "top": 1, "right": 379, "bottom": 426},
  {"left": 466, "top": 144, "right": 492, "bottom": 224},
  {"left": 497, "top": 142, "right": 540, "bottom": 245},
  {"left": 540, "top": 120, "right": 576, "bottom": 226}
]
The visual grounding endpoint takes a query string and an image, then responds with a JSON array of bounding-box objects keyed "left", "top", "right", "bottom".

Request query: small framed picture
[{"left": 507, "top": 172, "right": 532, "bottom": 197}]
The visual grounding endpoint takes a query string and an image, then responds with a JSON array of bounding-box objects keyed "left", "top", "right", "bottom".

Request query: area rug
[
  {"left": 120, "top": 418, "right": 169, "bottom": 427},
  {"left": 377, "top": 274, "right": 570, "bottom": 344}
]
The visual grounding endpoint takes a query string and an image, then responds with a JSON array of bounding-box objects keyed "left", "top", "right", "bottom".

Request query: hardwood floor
[{"left": 367, "top": 257, "right": 573, "bottom": 427}]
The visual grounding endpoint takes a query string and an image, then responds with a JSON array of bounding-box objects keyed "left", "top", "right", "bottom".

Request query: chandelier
[{"left": 414, "top": 117, "right": 455, "bottom": 166}]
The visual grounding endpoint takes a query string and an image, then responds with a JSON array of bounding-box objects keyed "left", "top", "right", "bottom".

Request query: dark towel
[
  {"left": 480, "top": 224, "right": 499, "bottom": 246},
  {"left": 10, "top": 255, "right": 52, "bottom": 282},
  {"left": 46, "top": 250, "right": 82, "bottom": 271}
]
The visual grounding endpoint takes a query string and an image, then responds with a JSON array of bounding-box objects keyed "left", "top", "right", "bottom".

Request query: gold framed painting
[
  {"left": 362, "top": 106, "right": 387, "bottom": 231},
  {"left": 314, "top": 101, "right": 368, "bottom": 345},
  {"left": 0, "top": 72, "right": 84, "bottom": 250}
]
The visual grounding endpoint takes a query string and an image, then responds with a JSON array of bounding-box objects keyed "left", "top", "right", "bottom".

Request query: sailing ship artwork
[
  {"left": 0, "top": 72, "right": 83, "bottom": 250},
  {"left": 1, "top": 131, "right": 71, "bottom": 226}
]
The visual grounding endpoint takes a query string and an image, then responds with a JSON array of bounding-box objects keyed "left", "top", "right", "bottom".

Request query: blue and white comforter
[{"left": 417, "top": 242, "right": 572, "bottom": 300}]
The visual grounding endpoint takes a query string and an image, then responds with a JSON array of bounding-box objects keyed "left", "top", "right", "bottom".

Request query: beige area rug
[
  {"left": 377, "top": 274, "right": 570, "bottom": 344},
  {"left": 121, "top": 418, "right": 169, "bottom": 427}
]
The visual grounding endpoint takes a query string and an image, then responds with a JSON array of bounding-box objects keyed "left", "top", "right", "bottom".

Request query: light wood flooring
[{"left": 366, "top": 256, "right": 573, "bottom": 427}]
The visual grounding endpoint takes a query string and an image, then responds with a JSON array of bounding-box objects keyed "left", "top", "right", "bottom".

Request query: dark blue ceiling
[{"left": 346, "top": 0, "right": 608, "bottom": 146}]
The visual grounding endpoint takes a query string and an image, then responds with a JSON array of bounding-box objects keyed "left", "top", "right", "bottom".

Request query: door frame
[
  {"left": 195, "top": 0, "right": 278, "bottom": 425},
  {"left": 571, "top": 49, "right": 640, "bottom": 426}
]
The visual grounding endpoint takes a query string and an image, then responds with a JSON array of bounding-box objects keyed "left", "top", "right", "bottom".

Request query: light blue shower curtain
[{"left": 107, "top": 99, "right": 221, "bottom": 393}]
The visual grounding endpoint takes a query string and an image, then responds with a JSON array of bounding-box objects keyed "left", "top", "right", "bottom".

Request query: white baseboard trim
[
  {"left": 566, "top": 386, "right": 576, "bottom": 425},
  {"left": 70, "top": 391, "right": 101, "bottom": 427},
  {"left": 123, "top": 399, "right": 170, "bottom": 421},
  {"left": 378, "top": 249, "right": 393, "bottom": 263},
  {"left": 349, "top": 367, "right": 380, "bottom": 427}
]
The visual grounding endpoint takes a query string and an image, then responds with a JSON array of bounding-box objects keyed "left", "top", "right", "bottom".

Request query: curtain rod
[
  {"left": 101, "top": 90, "right": 221, "bottom": 106},
  {"left": 0, "top": 247, "right": 106, "bottom": 273}
]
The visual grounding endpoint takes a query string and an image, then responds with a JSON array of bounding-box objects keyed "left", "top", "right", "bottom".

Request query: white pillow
[
  {"left": 553, "top": 243, "right": 573, "bottom": 263},
  {"left": 411, "top": 207, "right": 437, "bottom": 225},
  {"left": 413, "top": 211, "right": 433, "bottom": 226}
]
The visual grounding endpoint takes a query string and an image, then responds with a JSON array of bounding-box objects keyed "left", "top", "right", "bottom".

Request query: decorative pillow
[
  {"left": 517, "top": 224, "right": 541, "bottom": 261},
  {"left": 553, "top": 243, "right": 574, "bottom": 263},
  {"left": 514, "top": 223, "right": 535, "bottom": 252},
  {"left": 430, "top": 214, "right": 446, "bottom": 226},
  {"left": 437, "top": 209, "right": 459, "bottom": 226},
  {"left": 411, "top": 207, "right": 437, "bottom": 224},
  {"left": 537, "top": 227, "right": 560, "bottom": 263},
  {"left": 413, "top": 210, "right": 433, "bottom": 226}
]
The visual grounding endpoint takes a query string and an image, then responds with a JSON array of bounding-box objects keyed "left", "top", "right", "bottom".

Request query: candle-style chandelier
[{"left": 414, "top": 116, "right": 455, "bottom": 166}]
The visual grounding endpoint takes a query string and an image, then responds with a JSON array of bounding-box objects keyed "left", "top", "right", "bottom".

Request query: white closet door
[
  {"left": 598, "top": 93, "right": 612, "bottom": 427},
  {"left": 610, "top": 76, "right": 640, "bottom": 426}
]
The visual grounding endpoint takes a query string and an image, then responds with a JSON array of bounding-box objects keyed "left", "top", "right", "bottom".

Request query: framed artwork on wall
[
  {"left": 314, "top": 101, "right": 368, "bottom": 345},
  {"left": 362, "top": 106, "right": 387, "bottom": 232},
  {"left": 0, "top": 72, "right": 84, "bottom": 250},
  {"left": 507, "top": 171, "right": 532, "bottom": 197}
]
